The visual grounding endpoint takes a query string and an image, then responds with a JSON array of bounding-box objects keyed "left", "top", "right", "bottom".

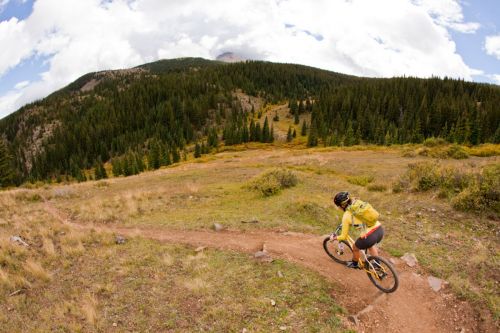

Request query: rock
[
  {"left": 271, "top": 299, "right": 276, "bottom": 306},
  {"left": 389, "top": 258, "right": 400, "bottom": 265},
  {"left": 241, "top": 219, "right": 259, "bottom": 224},
  {"left": 277, "top": 271, "right": 284, "bottom": 278},
  {"left": 430, "top": 208, "right": 437, "bottom": 213},
  {"left": 115, "top": 235, "right": 126, "bottom": 244},
  {"left": 416, "top": 212, "right": 422, "bottom": 217},
  {"left": 242, "top": 329, "right": 248, "bottom": 333},
  {"left": 428, "top": 276, "right": 444, "bottom": 292},
  {"left": 401, "top": 253, "right": 418, "bottom": 267},
  {"left": 279, "top": 326, "right": 287, "bottom": 331},
  {"left": 10, "top": 235, "right": 29, "bottom": 247},
  {"left": 213, "top": 223, "right": 224, "bottom": 232},
  {"left": 254, "top": 251, "right": 273, "bottom": 262},
  {"left": 348, "top": 315, "right": 359, "bottom": 326},
  {"left": 195, "top": 246, "right": 206, "bottom": 252},
  {"left": 112, "top": 323, "right": 117, "bottom": 327}
]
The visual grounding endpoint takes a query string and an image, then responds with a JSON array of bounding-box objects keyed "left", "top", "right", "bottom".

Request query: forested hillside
[{"left": 0, "top": 58, "right": 499, "bottom": 185}]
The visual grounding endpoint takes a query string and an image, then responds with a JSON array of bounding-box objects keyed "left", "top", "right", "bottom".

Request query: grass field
[
  {"left": 2, "top": 142, "right": 499, "bottom": 329},
  {"left": 0, "top": 190, "right": 349, "bottom": 332}
]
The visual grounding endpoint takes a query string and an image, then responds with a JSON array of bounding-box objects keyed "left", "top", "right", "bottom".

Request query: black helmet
[{"left": 334, "top": 191, "right": 350, "bottom": 207}]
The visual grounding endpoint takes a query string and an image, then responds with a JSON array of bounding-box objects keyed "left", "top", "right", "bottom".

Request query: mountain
[
  {"left": 216, "top": 52, "right": 246, "bottom": 63},
  {"left": 0, "top": 57, "right": 499, "bottom": 184}
]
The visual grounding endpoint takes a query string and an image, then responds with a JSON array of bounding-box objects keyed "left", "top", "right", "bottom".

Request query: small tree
[
  {"left": 194, "top": 142, "right": 201, "bottom": 158},
  {"left": 301, "top": 120, "right": 308, "bottom": 136},
  {"left": 286, "top": 126, "right": 293, "bottom": 142}
]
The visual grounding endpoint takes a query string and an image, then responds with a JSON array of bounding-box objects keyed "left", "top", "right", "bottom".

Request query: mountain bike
[{"left": 323, "top": 223, "right": 399, "bottom": 293}]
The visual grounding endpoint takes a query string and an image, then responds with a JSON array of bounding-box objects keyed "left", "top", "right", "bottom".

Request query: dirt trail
[{"left": 44, "top": 202, "right": 486, "bottom": 333}]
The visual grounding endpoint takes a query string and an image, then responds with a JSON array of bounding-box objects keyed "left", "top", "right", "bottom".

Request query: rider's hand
[{"left": 329, "top": 233, "right": 337, "bottom": 241}]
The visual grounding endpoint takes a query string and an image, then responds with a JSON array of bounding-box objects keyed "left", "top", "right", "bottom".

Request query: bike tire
[
  {"left": 366, "top": 255, "right": 399, "bottom": 293},
  {"left": 323, "top": 237, "right": 353, "bottom": 265}
]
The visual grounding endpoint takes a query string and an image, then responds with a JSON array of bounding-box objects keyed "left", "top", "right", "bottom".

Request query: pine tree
[
  {"left": 294, "top": 110, "right": 299, "bottom": 124},
  {"left": 194, "top": 143, "right": 201, "bottom": 158},
  {"left": 0, "top": 139, "right": 15, "bottom": 187},
  {"left": 94, "top": 157, "right": 107, "bottom": 180},
  {"left": 148, "top": 140, "right": 161, "bottom": 169},
  {"left": 307, "top": 123, "right": 318, "bottom": 147},
  {"left": 262, "top": 117, "right": 270, "bottom": 143},
  {"left": 292, "top": 128, "right": 297, "bottom": 138},
  {"left": 344, "top": 121, "right": 355, "bottom": 146},
  {"left": 301, "top": 120, "right": 307, "bottom": 136},
  {"left": 255, "top": 122, "right": 262, "bottom": 142},
  {"left": 270, "top": 124, "right": 274, "bottom": 143},
  {"left": 172, "top": 147, "right": 181, "bottom": 163},
  {"left": 286, "top": 126, "right": 293, "bottom": 142},
  {"left": 112, "top": 157, "right": 122, "bottom": 176}
]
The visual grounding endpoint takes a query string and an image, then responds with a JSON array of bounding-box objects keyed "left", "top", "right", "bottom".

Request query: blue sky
[{"left": 1, "top": 0, "right": 499, "bottom": 119}]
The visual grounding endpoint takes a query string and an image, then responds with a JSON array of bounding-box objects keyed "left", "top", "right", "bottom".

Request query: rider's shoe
[{"left": 346, "top": 261, "right": 360, "bottom": 269}]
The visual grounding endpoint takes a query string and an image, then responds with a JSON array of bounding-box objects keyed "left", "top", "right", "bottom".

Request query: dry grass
[
  {"left": 23, "top": 259, "right": 52, "bottom": 282},
  {"left": 81, "top": 293, "right": 98, "bottom": 325}
]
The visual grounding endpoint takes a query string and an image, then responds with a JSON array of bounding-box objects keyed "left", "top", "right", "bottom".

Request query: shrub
[
  {"left": 346, "top": 175, "right": 374, "bottom": 187},
  {"left": 367, "top": 183, "right": 387, "bottom": 192},
  {"left": 466, "top": 144, "right": 500, "bottom": 157},
  {"left": 247, "top": 168, "right": 298, "bottom": 197},
  {"left": 447, "top": 145, "right": 469, "bottom": 159},
  {"left": 452, "top": 164, "right": 500, "bottom": 213},
  {"left": 423, "top": 137, "right": 448, "bottom": 147},
  {"left": 395, "top": 162, "right": 499, "bottom": 214}
]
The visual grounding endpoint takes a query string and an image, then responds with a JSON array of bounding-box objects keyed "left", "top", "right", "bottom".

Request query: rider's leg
[
  {"left": 352, "top": 243, "right": 361, "bottom": 262},
  {"left": 368, "top": 245, "right": 378, "bottom": 256}
]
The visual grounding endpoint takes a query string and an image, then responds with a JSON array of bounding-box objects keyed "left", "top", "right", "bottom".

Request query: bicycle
[{"left": 323, "top": 223, "right": 399, "bottom": 293}]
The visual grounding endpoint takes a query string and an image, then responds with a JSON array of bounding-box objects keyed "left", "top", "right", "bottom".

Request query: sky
[{"left": 1, "top": 0, "right": 499, "bottom": 119}]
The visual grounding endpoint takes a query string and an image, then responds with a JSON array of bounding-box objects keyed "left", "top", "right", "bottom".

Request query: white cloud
[
  {"left": 412, "top": 0, "right": 479, "bottom": 33},
  {"left": 485, "top": 34, "right": 500, "bottom": 60},
  {"left": 0, "top": 0, "right": 483, "bottom": 118},
  {"left": 14, "top": 80, "right": 29, "bottom": 89}
]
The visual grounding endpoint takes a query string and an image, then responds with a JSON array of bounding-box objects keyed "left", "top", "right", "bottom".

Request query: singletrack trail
[{"left": 44, "top": 202, "right": 486, "bottom": 333}]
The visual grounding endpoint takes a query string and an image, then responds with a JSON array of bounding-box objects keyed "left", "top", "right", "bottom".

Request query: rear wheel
[
  {"left": 365, "top": 256, "right": 399, "bottom": 293},
  {"left": 323, "top": 237, "right": 353, "bottom": 265}
]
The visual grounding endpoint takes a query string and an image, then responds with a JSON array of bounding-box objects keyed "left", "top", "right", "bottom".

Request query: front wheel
[
  {"left": 365, "top": 256, "right": 399, "bottom": 293},
  {"left": 323, "top": 237, "right": 353, "bottom": 265}
]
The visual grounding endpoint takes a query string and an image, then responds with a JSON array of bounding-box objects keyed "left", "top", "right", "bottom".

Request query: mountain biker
[{"left": 330, "top": 191, "right": 383, "bottom": 269}]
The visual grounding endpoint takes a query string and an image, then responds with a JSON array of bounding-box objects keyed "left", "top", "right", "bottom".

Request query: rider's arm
[{"left": 336, "top": 212, "right": 351, "bottom": 241}]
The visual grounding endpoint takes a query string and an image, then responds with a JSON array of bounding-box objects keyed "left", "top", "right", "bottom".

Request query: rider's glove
[{"left": 329, "top": 233, "right": 337, "bottom": 241}]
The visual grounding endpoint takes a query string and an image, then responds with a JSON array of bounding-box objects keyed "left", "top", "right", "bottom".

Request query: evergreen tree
[
  {"left": 344, "top": 121, "right": 355, "bottom": 146},
  {"left": 194, "top": 142, "right": 201, "bottom": 158},
  {"left": 172, "top": 147, "right": 181, "bottom": 163},
  {"left": 112, "top": 157, "right": 122, "bottom": 176},
  {"left": 286, "top": 126, "right": 293, "bottom": 142},
  {"left": 94, "top": 157, "right": 107, "bottom": 180},
  {"left": 270, "top": 124, "right": 274, "bottom": 143},
  {"left": 294, "top": 110, "right": 299, "bottom": 124},
  {"left": 262, "top": 117, "right": 270, "bottom": 143},
  {"left": 307, "top": 123, "right": 318, "bottom": 147},
  {"left": 148, "top": 140, "right": 161, "bottom": 169},
  {"left": 301, "top": 120, "right": 307, "bottom": 136},
  {"left": 292, "top": 128, "right": 297, "bottom": 138},
  {"left": 0, "top": 139, "right": 15, "bottom": 187}
]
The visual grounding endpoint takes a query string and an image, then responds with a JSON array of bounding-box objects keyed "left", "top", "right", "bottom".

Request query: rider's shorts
[{"left": 355, "top": 226, "right": 384, "bottom": 250}]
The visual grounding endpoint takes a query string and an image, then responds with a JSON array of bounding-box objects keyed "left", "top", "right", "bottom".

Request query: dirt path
[{"left": 44, "top": 202, "right": 486, "bottom": 333}]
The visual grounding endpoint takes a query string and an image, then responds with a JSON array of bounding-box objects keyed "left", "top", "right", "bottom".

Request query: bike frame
[{"left": 333, "top": 223, "right": 381, "bottom": 277}]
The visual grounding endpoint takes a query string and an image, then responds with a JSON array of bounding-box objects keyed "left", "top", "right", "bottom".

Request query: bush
[
  {"left": 452, "top": 164, "right": 500, "bottom": 213},
  {"left": 447, "top": 145, "right": 469, "bottom": 159},
  {"left": 423, "top": 137, "right": 448, "bottom": 147},
  {"left": 247, "top": 168, "right": 298, "bottom": 197},
  {"left": 346, "top": 175, "right": 374, "bottom": 187},
  {"left": 395, "top": 162, "right": 499, "bottom": 214},
  {"left": 367, "top": 183, "right": 387, "bottom": 192}
]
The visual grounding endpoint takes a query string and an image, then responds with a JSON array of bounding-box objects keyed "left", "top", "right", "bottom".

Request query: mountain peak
[{"left": 216, "top": 52, "right": 245, "bottom": 63}]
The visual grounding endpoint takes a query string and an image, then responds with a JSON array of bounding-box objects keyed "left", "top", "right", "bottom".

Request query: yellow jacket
[{"left": 337, "top": 210, "right": 381, "bottom": 241}]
